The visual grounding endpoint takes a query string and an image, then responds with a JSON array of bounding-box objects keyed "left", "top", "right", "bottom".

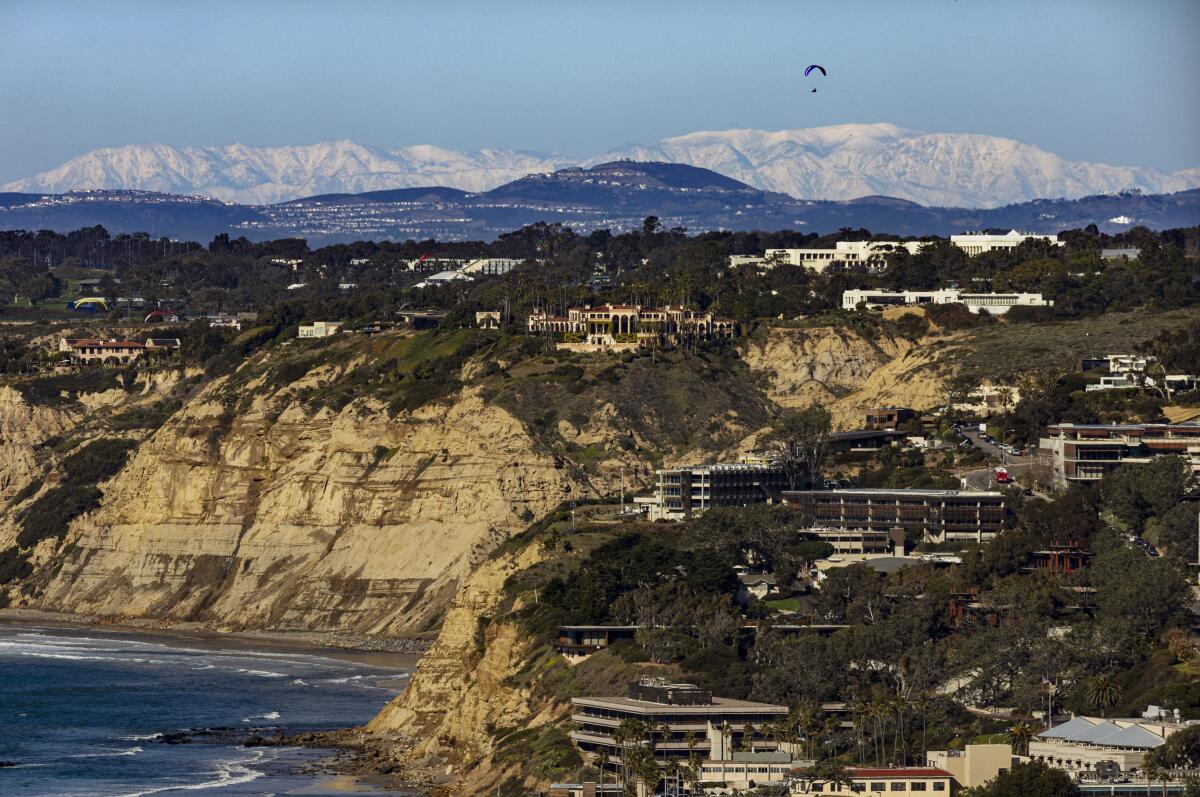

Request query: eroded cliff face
[
  {"left": 27, "top": 376, "right": 580, "bottom": 634},
  {"left": 0, "top": 386, "right": 77, "bottom": 499},
  {"left": 742, "top": 325, "right": 957, "bottom": 428}
]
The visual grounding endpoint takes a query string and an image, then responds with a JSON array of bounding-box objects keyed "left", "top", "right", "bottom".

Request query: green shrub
[
  {"left": 109, "top": 399, "right": 182, "bottom": 430},
  {"left": 7, "top": 478, "right": 42, "bottom": 507},
  {"left": 59, "top": 438, "right": 138, "bottom": 485},
  {"left": 16, "top": 484, "right": 102, "bottom": 548},
  {"left": 0, "top": 546, "right": 32, "bottom": 584}
]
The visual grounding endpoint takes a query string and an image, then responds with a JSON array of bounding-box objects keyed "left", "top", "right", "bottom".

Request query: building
[
  {"left": 528, "top": 304, "right": 736, "bottom": 352},
  {"left": 569, "top": 678, "right": 788, "bottom": 769},
  {"left": 474, "top": 311, "right": 501, "bottom": 329},
  {"left": 297, "top": 321, "right": 342, "bottom": 339},
  {"left": 1101, "top": 248, "right": 1141, "bottom": 260},
  {"left": 459, "top": 257, "right": 526, "bottom": 276},
  {"left": 791, "top": 767, "right": 955, "bottom": 794},
  {"left": 783, "top": 488, "right": 1006, "bottom": 544},
  {"left": 950, "top": 229, "right": 1063, "bottom": 255},
  {"left": 842, "top": 288, "right": 1052, "bottom": 315},
  {"left": 59, "top": 338, "right": 145, "bottom": 365},
  {"left": 633, "top": 463, "right": 789, "bottom": 521},
  {"left": 553, "top": 625, "right": 640, "bottom": 662},
  {"left": 209, "top": 315, "right": 242, "bottom": 331},
  {"left": 1029, "top": 713, "right": 1191, "bottom": 775},
  {"left": 698, "top": 750, "right": 797, "bottom": 792},
  {"left": 144, "top": 338, "right": 181, "bottom": 351},
  {"left": 764, "top": 241, "right": 926, "bottom": 273},
  {"left": 1039, "top": 423, "right": 1200, "bottom": 485},
  {"left": 865, "top": 407, "right": 915, "bottom": 430},
  {"left": 414, "top": 270, "right": 474, "bottom": 289},
  {"left": 143, "top": 310, "right": 181, "bottom": 324},
  {"left": 828, "top": 429, "right": 909, "bottom": 454},
  {"left": 953, "top": 383, "right": 1022, "bottom": 416},
  {"left": 808, "top": 526, "right": 903, "bottom": 556},
  {"left": 736, "top": 573, "right": 778, "bottom": 603},
  {"left": 927, "top": 743, "right": 1018, "bottom": 789},
  {"left": 548, "top": 784, "right": 624, "bottom": 797}
]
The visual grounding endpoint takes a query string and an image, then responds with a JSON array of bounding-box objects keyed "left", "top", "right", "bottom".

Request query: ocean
[{"left": 0, "top": 622, "right": 417, "bottom": 796}]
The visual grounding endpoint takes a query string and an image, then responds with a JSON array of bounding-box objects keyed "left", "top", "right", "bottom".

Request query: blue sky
[{"left": 1, "top": 0, "right": 1198, "bottom": 183}]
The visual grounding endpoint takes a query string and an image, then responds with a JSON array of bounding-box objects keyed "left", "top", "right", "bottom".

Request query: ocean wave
[
  {"left": 114, "top": 749, "right": 272, "bottom": 797},
  {"left": 120, "top": 733, "right": 164, "bottom": 741},
  {"left": 232, "top": 668, "right": 287, "bottom": 678},
  {"left": 241, "top": 710, "right": 281, "bottom": 722},
  {"left": 70, "top": 745, "right": 143, "bottom": 758}
]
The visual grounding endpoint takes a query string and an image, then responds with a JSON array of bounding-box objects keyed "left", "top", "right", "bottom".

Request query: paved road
[{"left": 959, "top": 429, "right": 1037, "bottom": 491}]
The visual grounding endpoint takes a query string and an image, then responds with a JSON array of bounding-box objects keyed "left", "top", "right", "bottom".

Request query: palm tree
[
  {"left": 744, "top": 721, "right": 757, "bottom": 753},
  {"left": 1008, "top": 721, "right": 1035, "bottom": 757},
  {"left": 1086, "top": 674, "right": 1121, "bottom": 717}
]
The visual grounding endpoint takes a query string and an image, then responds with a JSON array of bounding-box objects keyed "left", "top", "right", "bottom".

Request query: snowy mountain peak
[{"left": 5, "top": 125, "right": 1198, "bottom": 208}]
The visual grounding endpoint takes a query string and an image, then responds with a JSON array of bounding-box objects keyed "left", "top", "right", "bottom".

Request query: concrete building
[
  {"left": 842, "top": 288, "right": 1052, "bottom": 315},
  {"left": 783, "top": 488, "right": 1006, "bottom": 544},
  {"left": 548, "top": 784, "right": 624, "bottom": 797},
  {"left": 697, "top": 750, "right": 797, "bottom": 793},
  {"left": 414, "top": 270, "right": 474, "bottom": 289},
  {"left": 1029, "top": 713, "right": 1192, "bottom": 775},
  {"left": 553, "top": 625, "right": 640, "bottom": 662},
  {"left": 297, "top": 321, "right": 342, "bottom": 339},
  {"left": 460, "top": 257, "right": 526, "bottom": 276},
  {"left": 634, "top": 463, "right": 789, "bottom": 521},
  {"left": 1100, "top": 248, "right": 1141, "bottom": 260},
  {"left": 807, "top": 526, "right": 903, "bottom": 555},
  {"left": 865, "top": 407, "right": 915, "bottom": 430},
  {"left": 474, "top": 311, "right": 501, "bottom": 329},
  {"left": 1039, "top": 423, "right": 1200, "bottom": 485},
  {"left": 927, "top": 743, "right": 1019, "bottom": 789},
  {"left": 953, "top": 383, "right": 1022, "bottom": 416},
  {"left": 950, "top": 229, "right": 1062, "bottom": 255},
  {"left": 569, "top": 678, "right": 788, "bottom": 770},
  {"left": 764, "top": 241, "right": 926, "bottom": 273}
]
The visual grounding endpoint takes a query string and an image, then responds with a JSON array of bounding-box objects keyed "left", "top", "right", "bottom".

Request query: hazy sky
[{"left": 1, "top": 0, "right": 1198, "bottom": 183}]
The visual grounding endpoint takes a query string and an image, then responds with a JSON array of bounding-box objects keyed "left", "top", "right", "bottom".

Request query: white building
[
  {"left": 950, "top": 229, "right": 1063, "bottom": 255},
  {"left": 459, "top": 258, "right": 526, "bottom": 276},
  {"left": 763, "top": 240, "right": 925, "bottom": 273},
  {"left": 298, "top": 321, "right": 341, "bottom": 339},
  {"left": 414, "top": 270, "right": 474, "bottom": 289},
  {"left": 842, "top": 288, "right": 1052, "bottom": 315},
  {"left": 1029, "top": 712, "right": 1193, "bottom": 775}
]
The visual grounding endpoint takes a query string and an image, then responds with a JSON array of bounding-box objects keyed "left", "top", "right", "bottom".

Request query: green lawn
[{"left": 764, "top": 596, "right": 803, "bottom": 612}]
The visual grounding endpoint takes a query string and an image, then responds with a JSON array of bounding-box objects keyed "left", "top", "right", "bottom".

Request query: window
[
  {"left": 891, "top": 784, "right": 906, "bottom": 792},
  {"left": 871, "top": 785, "right": 886, "bottom": 792},
  {"left": 911, "top": 783, "right": 927, "bottom": 792},
  {"left": 932, "top": 784, "right": 946, "bottom": 792}
]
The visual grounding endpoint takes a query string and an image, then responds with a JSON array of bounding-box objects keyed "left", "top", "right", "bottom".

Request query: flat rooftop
[
  {"left": 785, "top": 488, "right": 1002, "bottom": 498},
  {"left": 572, "top": 695, "right": 787, "bottom": 714}
]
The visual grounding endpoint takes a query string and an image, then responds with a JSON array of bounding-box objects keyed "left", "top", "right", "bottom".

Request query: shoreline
[
  {"left": 0, "top": 607, "right": 429, "bottom": 669},
  {"left": 0, "top": 608, "right": 433, "bottom": 795}
]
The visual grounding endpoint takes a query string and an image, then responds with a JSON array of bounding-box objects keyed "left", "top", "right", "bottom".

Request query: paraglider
[
  {"left": 71, "top": 297, "right": 109, "bottom": 313},
  {"left": 805, "top": 64, "right": 826, "bottom": 92}
]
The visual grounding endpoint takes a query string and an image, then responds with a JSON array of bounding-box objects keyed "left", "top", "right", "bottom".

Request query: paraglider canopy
[
  {"left": 804, "top": 64, "right": 826, "bottom": 77},
  {"left": 71, "top": 297, "right": 109, "bottom": 313}
]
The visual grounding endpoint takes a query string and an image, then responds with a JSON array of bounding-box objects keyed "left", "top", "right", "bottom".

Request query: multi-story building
[
  {"left": 60, "top": 338, "right": 146, "bottom": 365},
  {"left": 569, "top": 678, "right": 788, "bottom": 769},
  {"left": 633, "top": 463, "right": 789, "bottom": 521},
  {"left": 782, "top": 488, "right": 1006, "bottom": 544},
  {"left": 1100, "top": 247, "right": 1141, "bottom": 260},
  {"left": 1029, "top": 712, "right": 1190, "bottom": 775},
  {"left": 842, "top": 288, "right": 1052, "bottom": 315},
  {"left": 791, "top": 767, "right": 955, "bottom": 794},
  {"left": 927, "top": 743, "right": 1019, "bottom": 790},
  {"left": 950, "top": 229, "right": 1063, "bottom": 255},
  {"left": 807, "top": 526, "right": 902, "bottom": 555},
  {"left": 763, "top": 240, "right": 926, "bottom": 273},
  {"left": 297, "top": 321, "right": 342, "bottom": 339},
  {"left": 1039, "top": 423, "right": 1200, "bottom": 485},
  {"left": 865, "top": 407, "right": 915, "bottom": 430},
  {"left": 527, "top": 304, "right": 736, "bottom": 350}
]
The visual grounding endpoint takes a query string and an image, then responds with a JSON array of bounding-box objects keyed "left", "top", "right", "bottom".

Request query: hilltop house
[
  {"left": 297, "top": 321, "right": 342, "bottom": 339},
  {"left": 842, "top": 288, "right": 1052, "bottom": 315},
  {"left": 950, "top": 229, "right": 1062, "bottom": 255},
  {"left": 59, "top": 338, "right": 145, "bottom": 365},
  {"left": 527, "top": 304, "right": 735, "bottom": 352},
  {"left": 762, "top": 240, "right": 926, "bottom": 273}
]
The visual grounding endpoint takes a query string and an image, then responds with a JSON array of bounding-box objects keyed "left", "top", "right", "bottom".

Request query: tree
[
  {"left": 1008, "top": 721, "right": 1035, "bottom": 757},
  {"left": 764, "top": 405, "right": 832, "bottom": 490},
  {"left": 1085, "top": 673, "right": 1121, "bottom": 717},
  {"left": 970, "top": 760, "right": 1079, "bottom": 797}
]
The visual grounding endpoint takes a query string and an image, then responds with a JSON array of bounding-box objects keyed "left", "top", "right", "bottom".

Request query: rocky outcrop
[
  {"left": 0, "top": 386, "right": 77, "bottom": 500},
  {"left": 742, "top": 326, "right": 955, "bottom": 428},
  {"left": 25, "top": 377, "right": 581, "bottom": 635}
]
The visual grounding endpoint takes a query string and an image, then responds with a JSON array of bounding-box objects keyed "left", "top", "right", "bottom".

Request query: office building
[
  {"left": 634, "top": 463, "right": 789, "bottom": 521},
  {"left": 783, "top": 488, "right": 1006, "bottom": 543},
  {"left": 1039, "top": 423, "right": 1200, "bottom": 485},
  {"left": 842, "top": 288, "right": 1052, "bottom": 315}
]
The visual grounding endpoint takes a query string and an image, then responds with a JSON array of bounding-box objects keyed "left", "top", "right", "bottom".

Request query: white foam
[
  {"left": 113, "top": 749, "right": 272, "bottom": 796},
  {"left": 70, "top": 746, "right": 143, "bottom": 758},
  {"left": 233, "top": 668, "right": 287, "bottom": 678},
  {"left": 241, "top": 710, "right": 281, "bottom": 722},
  {"left": 120, "top": 733, "right": 164, "bottom": 741}
]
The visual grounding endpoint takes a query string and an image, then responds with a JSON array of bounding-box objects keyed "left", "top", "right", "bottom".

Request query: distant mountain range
[
  {"left": 6, "top": 124, "right": 1198, "bottom": 208},
  {"left": 2, "top": 161, "right": 1197, "bottom": 245}
]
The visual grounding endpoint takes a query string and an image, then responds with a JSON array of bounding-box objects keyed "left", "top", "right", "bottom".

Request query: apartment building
[
  {"left": 59, "top": 338, "right": 145, "bottom": 365},
  {"left": 865, "top": 407, "right": 915, "bottom": 430},
  {"left": 569, "top": 678, "right": 788, "bottom": 769},
  {"left": 297, "top": 321, "right": 341, "bottom": 339},
  {"left": 950, "top": 229, "right": 1062, "bottom": 255},
  {"left": 763, "top": 240, "right": 926, "bottom": 273},
  {"left": 782, "top": 488, "right": 1006, "bottom": 543},
  {"left": 842, "top": 288, "right": 1052, "bottom": 315},
  {"left": 633, "top": 463, "right": 789, "bottom": 521},
  {"left": 927, "top": 743, "right": 1019, "bottom": 789},
  {"left": 1039, "top": 423, "right": 1200, "bottom": 485},
  {"left": 792, "top": 767, "right": 954, "bottom": 794}
]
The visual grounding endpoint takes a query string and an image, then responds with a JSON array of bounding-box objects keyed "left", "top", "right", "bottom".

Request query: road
[{"left": 959, "top": 429, "right": 1037, "bottom": 491}]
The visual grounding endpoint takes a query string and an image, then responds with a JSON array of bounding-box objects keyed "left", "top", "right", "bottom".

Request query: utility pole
[{"left": 620, "top": 464, "right": 626, "bottom": 515}]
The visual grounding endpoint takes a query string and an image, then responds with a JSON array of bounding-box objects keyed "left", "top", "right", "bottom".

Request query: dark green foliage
[
  {"left": 1100, "top": 456, "right": 1189, "bottom": 531},
  {"left": 15, "top": 484, "right": 103, "bottom": 548},
  {"left": 493, "top": 724, "right": 582, "bottom": 777},
  {"left": 109, "top": 399, "right": 182, "bottom": 430},
  {"left": 7, "top": 478, "right": 42, "bottom": 507},
  {"left": 14, "top": 369, "right": 133, "bottom": 405},
  {"left": 59, "top": 439, "right": 138, "bottom": 485},
  {"left": 0, "top": 546, "right": 32, "bottom": 584},
  {"left": 971, "top": 760, "right": 1078, "bottom": 797}
]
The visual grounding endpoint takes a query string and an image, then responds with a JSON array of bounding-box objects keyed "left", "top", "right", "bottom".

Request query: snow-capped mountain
[
  {"left": 6, "top": 124, "right": 1199, "bottom": 207},
  {"left": 595, "top": 124, "right": 1200, "bottom": 208},
  {"left": 1, "top": 140, "right": 570, "bottom": 205}
]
